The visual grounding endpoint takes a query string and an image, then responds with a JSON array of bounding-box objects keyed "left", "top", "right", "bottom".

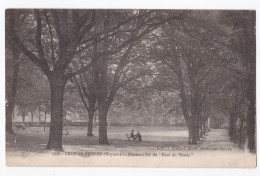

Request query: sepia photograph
[{"left": 5, "top": 7, "right": 256, "bottom": 168}]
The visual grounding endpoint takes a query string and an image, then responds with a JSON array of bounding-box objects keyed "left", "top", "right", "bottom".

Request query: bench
[
  {"left": 16, "top": 124, "right": 25, "bottom": 130},
  {"left": 126, "top": 134, "right": 137, "bottom": 141},
  {"left": 63, "top": 129, "right": 70, "bottom": 135}
]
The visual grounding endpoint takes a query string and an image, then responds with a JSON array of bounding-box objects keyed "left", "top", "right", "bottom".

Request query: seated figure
[
  {"left": 130, "top": 129, "right": 135, "bottom": 138},
  {"left": 136, "top": 131, "right": 142, "bottom": 142},
  {"left": 126, "top": 129, "right": 139, "bottom": 140}
]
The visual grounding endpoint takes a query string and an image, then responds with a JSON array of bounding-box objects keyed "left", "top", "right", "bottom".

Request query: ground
[
  {"left": 6, "top": 126, "right": 256, "bottom": 167},
  {"left": 6, "top": 126, "right": 189, "bottom": 153}
]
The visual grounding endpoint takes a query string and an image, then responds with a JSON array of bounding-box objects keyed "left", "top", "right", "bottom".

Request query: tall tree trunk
[
  {"left": 231, "top": 90, "right": 238, "bottom": 142},
  {"left": 63, "top": 111, "right": 67, "bottom": 127},
  {"left": 239, "top": 115, "right": 245, "bottom": 149},
  {"left": 87, "top": 109, "right": 95, "bottom": 136},
  {"left": 12, "top": 111, "right": 15, "bottom": 121},
  {"left": 232, "top": 115, "right": 237, "bottom": 144},
  {"left": 98, "top": 104, "right": 109, "bottom": 144},
  {"left": 200, "top": 120, "right": 204, "bottom": 137},
  {"left": 6, "top": 103, "right": 16, "bottom": 134},
  {"left": 87, "top": 95, "right": 96, "bottom": 136},
  {"left": 31, "top": 111, "right": 34, "bottom": 126},
  {"left": 178, "top": 77, "right": 192, "bottom": 144},
  {"left": 44, "top": 107, "right": 47, "bottom": 132},
  {"left": 196, "top": 114, "right": 200, "bottom": 141},
  {"left": 96, "top": 14, "right": 112, "bottom": 145},
  {"left": 229, "top": 110, "right": 234, "bottom": 140},
  {"left": 73, "top": 74, "right": 97, "bottom": 137},
  {"left": 202, "top": 120, "right": 206, "bottom": 133},
  {"left": 189, "top": 103, "right": 199, "bottom": 144},
  {"left": 190, "top": 118, "right": 197, "bottom": 144},
  {"left": 22, "top": 114, "right": 25, "bottom": 123},
  {"left": 46, "top": 74, "right": 66, "bottom": 151},
  {"left": 202, "top": 118, "right": 207, "bottom": 134},
  {"left": 187, "top": 121, "right": 197, "bottom": 145},
  {"left": 246, "top": 78, "right": 256, "bottom": 153},
  {"left": 38, "top": 107, "right": 41, "bottom": 122},
  {"left": 96, "top": 54, "right": 110, "bottom": 144},
  {"left": 243, "top": 19, "right": 256, "bottom": 153},
  {"left": 6, "top": 43, "right": 20, "bottom": 134},
  {"left": 187, "top": 123, "right": 192, "bottom": 144}
]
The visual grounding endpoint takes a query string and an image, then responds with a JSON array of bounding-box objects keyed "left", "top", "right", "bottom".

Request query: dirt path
[{"left": 198, "top": 129, "right": 239, "bottom": 149}]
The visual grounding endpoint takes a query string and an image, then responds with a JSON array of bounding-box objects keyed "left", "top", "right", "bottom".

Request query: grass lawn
[
  {"left": 6, "top": 126, "right": 189, "bottom": 153},
  {"left": 5, "top": 126, "right": 256, "bottom": 167}
]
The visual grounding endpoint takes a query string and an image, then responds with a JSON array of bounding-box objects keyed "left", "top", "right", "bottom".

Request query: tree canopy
[{"left": 6, "top": 9, "right": 256, "bottom": 152}]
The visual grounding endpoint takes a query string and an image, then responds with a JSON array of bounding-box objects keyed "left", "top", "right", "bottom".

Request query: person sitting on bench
[
  {"left": 126, "top": 130, "right": 137, "bottom": 140},
  {"left": 131, "top": 129, "right": 135, "bottom": 138},
  {"left": 136, "top": 131, "right": 142, "bottom": 142}
]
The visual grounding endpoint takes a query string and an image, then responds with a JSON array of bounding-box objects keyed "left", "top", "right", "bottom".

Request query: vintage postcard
[{"left": 5, "top": 8, "right": 256, "bottom": 167}]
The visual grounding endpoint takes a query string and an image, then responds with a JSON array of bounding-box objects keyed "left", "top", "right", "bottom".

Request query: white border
[
  {"left": 1, "top": 0, "right": 258, "bottom": 9},
  {"left": 0, "top": 0, "right": 259, "bottom": 176}
]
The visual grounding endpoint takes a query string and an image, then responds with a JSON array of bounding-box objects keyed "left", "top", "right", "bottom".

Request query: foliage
[{"left": 6, "top": 10, "right": 255, "bottom": 152}]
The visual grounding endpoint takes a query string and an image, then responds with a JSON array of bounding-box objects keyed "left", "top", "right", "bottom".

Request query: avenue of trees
[{"left": 5, "top": 9, "right": 256, "bottom": 152}]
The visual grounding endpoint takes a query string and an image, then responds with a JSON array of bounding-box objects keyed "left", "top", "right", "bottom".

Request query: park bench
[
  {"left": 63, "top": 128, "right": 70, "bottom": 135},
  {"left": 16, "top": 124, "right": 25, "bottom": 130},
  {"left": 126, "top": 134, "right": 137, "bottom": 141}
]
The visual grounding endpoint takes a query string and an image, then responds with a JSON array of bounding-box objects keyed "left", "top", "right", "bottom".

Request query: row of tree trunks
[
  {"left": 7, "top": 9, "right": 99, "bottom": 151},
  {"left": 185, "top": 106, "right": 209, "bottom": 144},
  {"left": 201, "top": 115, "right": 209, "bottom": 135},
  {"left": 228, "top": 86, "right": 246, "bottom": 147},
  {"left": 228, "top": 82, "right": 255, "bottom": 152},
  {"left": 244, "top": 15, "right": 256, "bottom": 152},
  {"left": 6, "top": 38, "right": 20, "bottom": 134}
]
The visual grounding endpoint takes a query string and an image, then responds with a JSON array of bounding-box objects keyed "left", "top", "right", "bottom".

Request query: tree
[
  {"left": 43, "top": 100, "right": 51, "bottom": 132},
  {"left": 149, "top": 11, "right": 235, "bottom": 144},
  {"left": 6, "top": 41, "right": 20, "bottom": 134},
  {"left": 7, "top": 9, "right": 177, "bottom": 149},
  {"left": 69, "top": 10, "right": 187, "bottom": 144},
  {"left": 219, "top": 11, "right": 256, "bottom": 152},
  {"left": 232, "top": 11, "right": 256, "bottom": 153},
  {"left": 72, "top": 72, "right": 98, "bottom": 136},
  {"left": 7, "top": 9, "right": 255, "bottom": 152},
  {"left": 7, "top": 9, "right": 100, "bottom": 150},
  {"left": 5, "top": 12, "right": 23, "bottom": 134},
  {"left": 17, "top": 106, "right": 28, "bottom": 123},
  {"left": 15, "top": 58, "right": 50, "bottom": 126}
]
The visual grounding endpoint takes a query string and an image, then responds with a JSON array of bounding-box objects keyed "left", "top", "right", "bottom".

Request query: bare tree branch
[
  {"left": 44, "top": 10, "right": 55, "bottom": 65},
  {"left": 34, "top": 10, "right": 45, "bottom": 61},
  {"left": 7, "top": 10, "right": 51, "bottom": 76},
  {"left": 72, "top": 77, "right": 89, "bottom": 112},
  {"left": 65, "top": 58, "right": 97, "bottom": 79}
]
